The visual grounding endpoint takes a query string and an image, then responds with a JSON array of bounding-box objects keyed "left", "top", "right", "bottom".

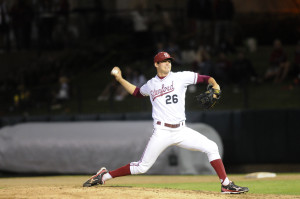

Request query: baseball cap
[{"left": 154, "top": 52, "right": 174, "bottom": 63}]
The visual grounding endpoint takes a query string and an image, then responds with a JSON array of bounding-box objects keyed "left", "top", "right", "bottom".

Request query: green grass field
[
  {"left": 126, "top": 179, "right": 300, "bottom": 195},
  {"left": 108, "top": 174, "right": 300, "bottom": 195}
]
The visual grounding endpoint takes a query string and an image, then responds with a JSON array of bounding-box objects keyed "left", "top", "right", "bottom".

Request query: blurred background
[{"left": 0, "top": 0, "right": 300, "bottom": 175}]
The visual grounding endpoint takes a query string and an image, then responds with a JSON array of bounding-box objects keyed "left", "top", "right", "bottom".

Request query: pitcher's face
[{"left": 155, "top": 60, "right": 172, "bottom": 77}]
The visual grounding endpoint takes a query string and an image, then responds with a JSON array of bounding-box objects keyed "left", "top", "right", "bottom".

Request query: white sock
[
  {"left": 222, "top": 177, "right": 230, "bottom": 186},
  {"left": 102, "top": 173, "right": 112, "bottom": 182}
]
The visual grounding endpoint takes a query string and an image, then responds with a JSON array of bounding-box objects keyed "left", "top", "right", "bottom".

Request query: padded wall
[{"left": 0, "top": 122, "right": 223, "bottom": 175}]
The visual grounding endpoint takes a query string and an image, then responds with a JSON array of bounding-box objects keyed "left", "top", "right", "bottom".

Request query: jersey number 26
[{"left": 166, "top": 94, "right": 178, "bottom": 104}]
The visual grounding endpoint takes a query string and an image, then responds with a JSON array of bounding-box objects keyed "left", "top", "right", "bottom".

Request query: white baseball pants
[{"left": 130, "top": 124, "right": 221, "bottom": 175}]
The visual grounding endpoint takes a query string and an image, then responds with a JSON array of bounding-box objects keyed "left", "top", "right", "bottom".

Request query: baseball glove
[{"left": 196, "top": 84, "right": 221, "bottom": 109}]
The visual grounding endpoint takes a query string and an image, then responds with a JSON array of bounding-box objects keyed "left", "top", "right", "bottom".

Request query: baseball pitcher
[{"left": 83, "top": 52, "right": 249, "bottom": 194}]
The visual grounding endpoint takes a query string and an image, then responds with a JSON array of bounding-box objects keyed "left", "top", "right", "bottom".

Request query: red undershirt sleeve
[
  {"left": 132, "top": 87, "right": 144, "bottom": 98},
  {"left": 197, "top": 74, "right": 210, "bottom": 84}
]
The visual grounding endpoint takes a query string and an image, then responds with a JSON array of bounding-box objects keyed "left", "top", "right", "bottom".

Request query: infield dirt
[{"left": 0, "top": 175, "right": 299, "bottom": 199}]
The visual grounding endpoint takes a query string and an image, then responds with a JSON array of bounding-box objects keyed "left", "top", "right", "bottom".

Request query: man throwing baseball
[{"left": 83, "top": 52, "right": 249, "bottom": 194}]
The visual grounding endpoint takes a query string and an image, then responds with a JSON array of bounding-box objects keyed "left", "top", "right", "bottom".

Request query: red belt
[{"left": 156, "top": 121, "right": 183, "bottom": 128}]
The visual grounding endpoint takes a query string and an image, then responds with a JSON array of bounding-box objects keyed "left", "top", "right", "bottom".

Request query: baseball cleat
[
  {"left": 221, "top": 181, "right": 249, "bottom": 194},
  {"left": 83, "top": 167, "right": 108, "bottom": 187}
]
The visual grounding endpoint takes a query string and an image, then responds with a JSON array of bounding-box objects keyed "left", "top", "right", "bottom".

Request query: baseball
[{"left": 111, "top": 69, "right": 118, "bottom": 75}]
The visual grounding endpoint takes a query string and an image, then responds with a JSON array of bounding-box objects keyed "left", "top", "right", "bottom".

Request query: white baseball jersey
[
  {"left": 139, "top": 71, "right": 197, "bottom": 124},
  {"left": 129, "top": 71, "right": 221, "bottom": 176}
]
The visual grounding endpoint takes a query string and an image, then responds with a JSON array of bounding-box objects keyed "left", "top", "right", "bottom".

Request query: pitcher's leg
[
  {"left": 176, "top": 127, "right": 221, "bottom": 161},
  {"left": 103, "top": 129, "right": 172, "bottom": 183},
  {"left": 130, "top": 129, "right": 173, "bottom": 174},
  {"left": 175, "top": 127, "right": 229, "bottom": 185}
]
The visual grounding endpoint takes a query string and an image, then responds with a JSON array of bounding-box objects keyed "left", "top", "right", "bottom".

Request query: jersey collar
[{"left": 156, "top": 71, "right": 172, "bottom": 81}]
